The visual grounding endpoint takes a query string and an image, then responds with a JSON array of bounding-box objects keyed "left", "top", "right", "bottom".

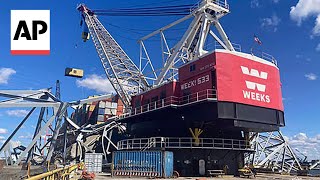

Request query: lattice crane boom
[
  {"left": 138, "top": 0, "right": 234, "bottom": 85},
  {"left": 77, "top": 4, "right": 149, "bottom": 109}
]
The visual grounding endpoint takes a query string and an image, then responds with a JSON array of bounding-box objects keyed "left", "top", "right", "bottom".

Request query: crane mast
[{"left": 77, "top": 4, "right": 149, "bottom": 109}]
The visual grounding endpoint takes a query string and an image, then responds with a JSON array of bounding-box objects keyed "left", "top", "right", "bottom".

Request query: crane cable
[{"left": 92, "top": 4, "right": 195, "bottom": 16}]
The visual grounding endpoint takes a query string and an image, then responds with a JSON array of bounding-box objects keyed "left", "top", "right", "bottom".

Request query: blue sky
[{"left": 0, "top": 0, "right": 320, "bottom": 159}]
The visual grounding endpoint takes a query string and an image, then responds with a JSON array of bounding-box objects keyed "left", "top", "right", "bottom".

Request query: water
[{"left": 309, "top": 169, "right": 320, "bottom": 176}]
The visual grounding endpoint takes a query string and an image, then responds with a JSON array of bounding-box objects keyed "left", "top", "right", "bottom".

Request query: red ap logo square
[{"left": 11, "top": 10, "right": 50, "bottom": 55}]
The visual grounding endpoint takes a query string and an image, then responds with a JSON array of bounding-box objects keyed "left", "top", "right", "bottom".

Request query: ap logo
[{"left": 11, "top": 10, "right": 50, "bottom": 55}]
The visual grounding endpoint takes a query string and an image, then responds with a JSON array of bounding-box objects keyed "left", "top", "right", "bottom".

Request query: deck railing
[
  {"left": 132, "top": 89, "right": 216, "bottom": 116},
  {"left": 117, "top": 137, "right": 253, "bottom": 151},
  {"left": 190, "top": 0, "right": 229, "bottom": 13},
  {"left": 110, "top": 89, "right": 216, "bottom": 120}
]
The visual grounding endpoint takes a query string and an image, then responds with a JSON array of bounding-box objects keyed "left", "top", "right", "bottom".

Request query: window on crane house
[
  {"left": 135, "top": 99, "right": 141, "bottom": 107},
  {"left": 182, "top": 90, "right": 191, "bottom": 104},
  {"left": 189, "top": 64, "right": 196, "bottom": 72},
  {"left": 143, "top": 99, "right": 150, "bottom": 106},
  {"left": 212, "top": 70, "right": 217, "bottom": 89},
  {"left": 151, "top": 96, "right": 159, "bottom": 102},
  {"left": 160, "top": 90, "right": 166, "bottom": 99}
]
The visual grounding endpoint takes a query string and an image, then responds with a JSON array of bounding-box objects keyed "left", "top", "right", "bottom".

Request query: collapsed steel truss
[
  {"left": 248, "top": 131, "right": 302, "bottom": 174},
  {"left": 0, "top": 89, "right": 64, "bottom": 165},
  {"left": 74, "top": 120, "right": 125, "bottom": 162},
  {"left": 0, "top": 89, "right": 125, "bottom": 166}
]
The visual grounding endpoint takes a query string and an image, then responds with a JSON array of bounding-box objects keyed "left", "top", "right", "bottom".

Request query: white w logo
[
  {"left": 241, "top": 66, "right": 268, "bottom": 79},
  {"left": 241, "top": 66, "right": 268, "bottom": 92},
  {"left": 245, "top": 81, "right": 266, "bottom": 92}
]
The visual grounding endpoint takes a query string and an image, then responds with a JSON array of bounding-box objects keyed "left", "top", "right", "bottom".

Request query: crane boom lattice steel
[
  {"left": 138, "top": 0, "right": 234, "bottom": 85},
  {"left": 77, "top": 4, "right": 149, "bottom": 109}
]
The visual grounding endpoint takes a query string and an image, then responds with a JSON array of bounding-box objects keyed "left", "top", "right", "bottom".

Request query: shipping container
[
  {"left": 97, "top": 114, "right": 104, "bottom": 122},
  {"left": 85, "top": 153, "right": 103, "bottom": 173},
  {"left": 112, "top": 151, "right": 173, "bottom": 178},
  {"left": 105, "top": 101, "right": 112, "bottom": 108},
  {"left": 99, "top": 101, "right": 106, "bottom": 108},
  {"left": 98, "top": 108, "right": 105, "bottom": 115}
]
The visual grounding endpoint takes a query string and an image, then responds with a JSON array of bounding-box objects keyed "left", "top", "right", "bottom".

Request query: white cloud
[
  {"left": 316, "top": 44, "right": 320, "bottom": 52},
  {"left": 0, "top": 128, "right": 8, "bottom": 134},
  {"left": 251, "top": 0, "right": 260, "bottom": 8},
  {"left": 19, "top": 135, "right": 33, "bottom": 139},
  {"left": 305, "top": 73, "right": 317, "bottom": 80},
  {"left": 313, "top": 15, "right": 320, "bottom": 36},
  {"left": 287, "top": 133, "right": 320, "bottom": 160},
  {"left": 6, "top": 109, "right": 29, "bottom": 117},
  {"left": 10, "top": 140, "right": 21, "bottom": 149},
  {"left": 0, "top": 68, "right": 16, "bottom": 84},
  {"left": 0, "top": 136, "right": 5, "bottom": 140},
  {"left": 261, "top": 14, "right": 281, "bottom": 32},
  {"left": 76, "top": 74, "right": 114, "bottom": 94},
  {"left": 272, "top": 0, "right": 279, "bottom": 3},
  {"left": 290, "top": 0, "right": 320, "bottom": 36}
]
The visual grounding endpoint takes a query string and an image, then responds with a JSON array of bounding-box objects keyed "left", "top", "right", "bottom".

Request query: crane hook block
[
  {"left": 82, "top": 32, "right": 90, "bottom": 42},
  {"left": 65, "top": 67, "right": 84, "bottom": 78},
  {"left": 82, "top": 25, "right": 90, "bottom": 42}
]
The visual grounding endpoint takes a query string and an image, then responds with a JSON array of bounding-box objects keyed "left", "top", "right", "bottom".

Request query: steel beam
[
  {"left": 15, "top": 106, "right": 60, "bottom": 165},
  {"left": 0, "top": 108, "right": 35, "bottom": 154}
]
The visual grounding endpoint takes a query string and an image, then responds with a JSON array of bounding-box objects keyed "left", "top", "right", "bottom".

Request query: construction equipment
[
  {"left": 74, "top": 0, "right": 291, "bottom": 176},
  {"left": 78, "top": 4, "right": 150, "bottom": 109},
  {"left": 77, "top": 1, "right": 235, "bottom": 108}
]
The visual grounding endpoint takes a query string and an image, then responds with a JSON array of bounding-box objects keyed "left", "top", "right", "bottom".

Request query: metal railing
[
  {"left": 117, "top": 137, "right": 253, "bottom": 151},
  {"left": 262, "top": 52, "right": 278, "bottom": 66},
  {"left": 190, "top": 0, "right": 229, "bottom": 13},
  {"left": 213, "top": 41, "right": 278, "bottom": 66},
  {"left": 212, "top": 0, "right": 229, "bottom": 9},
  {"left": 111, "top": 89, "right": 216, "bottom": 120},
  {"left": 26, "top": 162, "right": 84, "bottom": 180},
  {"left": 249, "top": 50, "right": 278, "bottom": 66},
  {"left": 131, "top": 89, "right": 216, "bottom": 116},
  {"left": 215, "top": 41, "right": 242, "bottom": 52}
]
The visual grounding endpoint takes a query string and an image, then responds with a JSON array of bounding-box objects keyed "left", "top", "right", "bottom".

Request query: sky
[{"left": 0, "top": 0, "right": 319, "bottom": 160}]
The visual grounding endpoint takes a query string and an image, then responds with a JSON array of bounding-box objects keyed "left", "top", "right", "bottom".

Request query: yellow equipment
[
  {"left": 26, "top": 162, "right": 84, "bottom": 180},
  {"left": 65, "top": 67, "right": 84, "bottom": 78},
  {"left": 189, "top": 128, "right": 203, "bottom": 146}
]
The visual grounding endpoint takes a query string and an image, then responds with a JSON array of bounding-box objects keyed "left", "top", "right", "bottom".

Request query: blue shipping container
[{"left": 112, "top": 151, "right": 173, "bottom": 178}]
